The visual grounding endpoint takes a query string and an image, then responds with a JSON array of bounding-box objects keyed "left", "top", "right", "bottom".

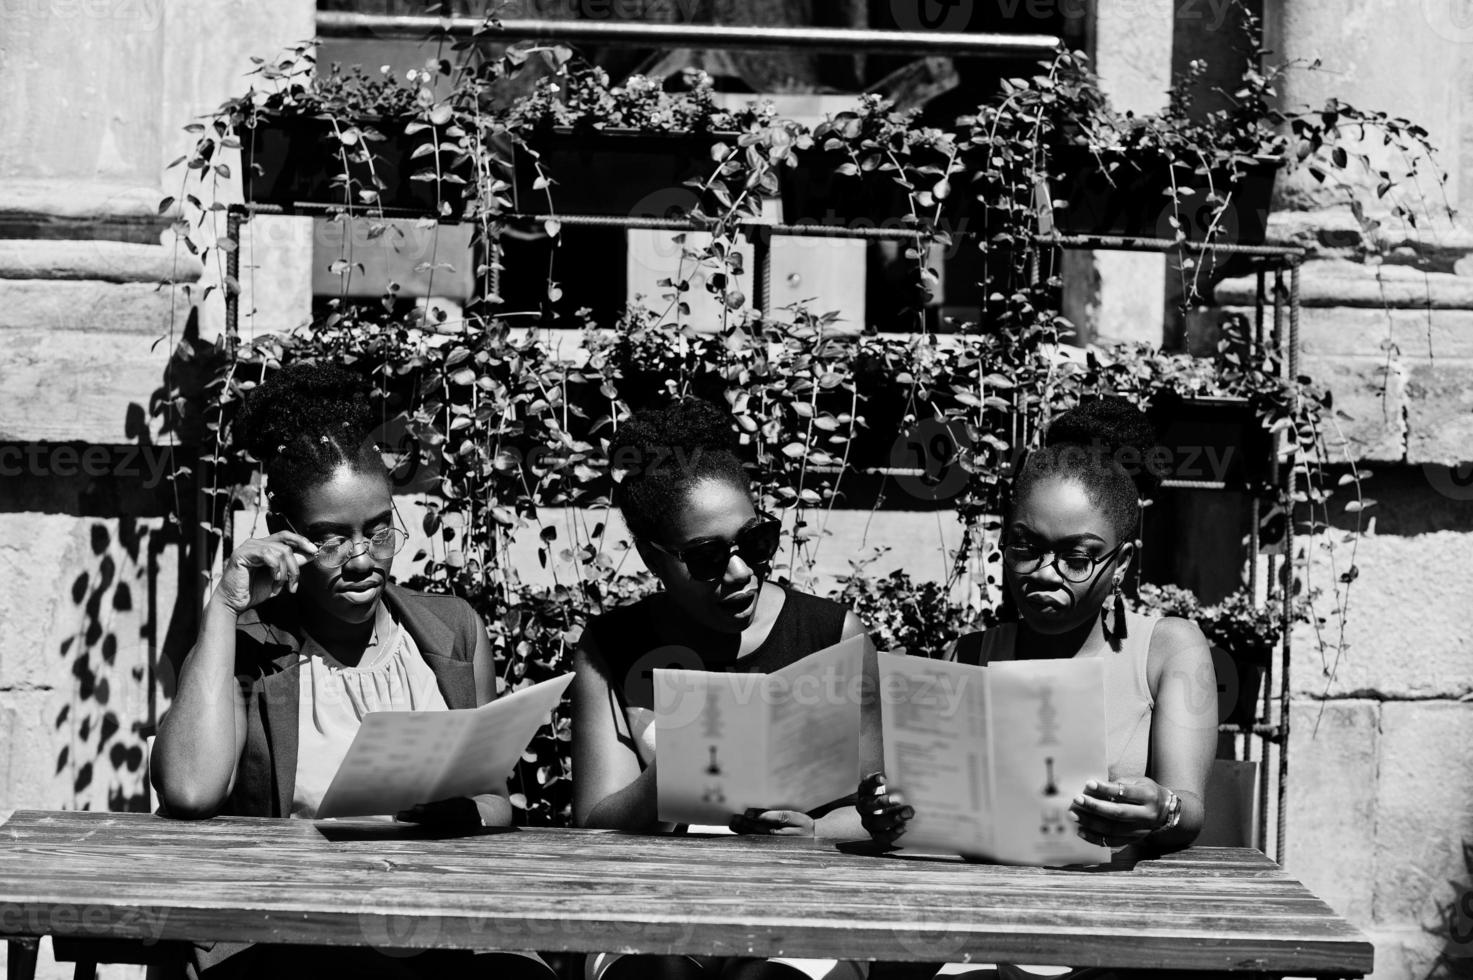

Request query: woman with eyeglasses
[
  {"left": 572, "top": 397, "right": 875, "bottom": 980},
  {"left": 857, "top": 400, "right": 1218, "bottom": 980},
  {"left": 861, "top": 398, "right": 1217, "bottom": 857},
  {"left": 152, "top": 362, "right": 553, "bottom": 979}
]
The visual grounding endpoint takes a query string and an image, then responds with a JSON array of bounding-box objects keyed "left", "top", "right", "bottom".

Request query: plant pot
[
  {"left": 242, "top": 116, "right": 471, "bottom": 218},
  {"left": 779, "top": 144, "right": 979, "bottom": 234},
  {"left": 1044, "top": 146, "right": 1279, "bottom": 244},
  {"left": 510, "top": 128, "right": 731, "bottom": 218},
  {"left": 1146, "top": 393, "right": 1273, "bottom": 492},
  {"left": 1211, "top": 644, "right": 1266, "bottom": 729}
]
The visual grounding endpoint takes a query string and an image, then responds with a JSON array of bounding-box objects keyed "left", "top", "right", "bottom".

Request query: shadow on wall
[
  {"left": 1428, "top": 840, "right": 1473, "bottom": 979},
  {"left": 18, "top": 314, "right": 224, "bottom": 811},
  {"left": 55, "top": 520, "right": 153, "bottom": 811}
]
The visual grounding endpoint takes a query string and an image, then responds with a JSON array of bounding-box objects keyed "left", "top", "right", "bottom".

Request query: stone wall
[{"left": 3, "top": 2, "right": 1473, "bottom": 980}]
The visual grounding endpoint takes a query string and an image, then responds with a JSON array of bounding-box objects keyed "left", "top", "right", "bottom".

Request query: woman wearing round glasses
[
  {"left": 862, "top": 399, "right": 1217, "bottom": 858},
  {"left": 152, "top": 363, "right": 550, "bottom": 977},
  {"left": 573, "top": 398, "right": 874, "bottom": 980}
]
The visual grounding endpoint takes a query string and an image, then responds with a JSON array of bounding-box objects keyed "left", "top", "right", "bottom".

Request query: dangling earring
[{"left": 1102, "top": 576, "right": 1128, "bottom": 649}]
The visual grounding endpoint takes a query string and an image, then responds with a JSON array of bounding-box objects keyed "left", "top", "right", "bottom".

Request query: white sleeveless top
[
  {"left": 957, "top": 609, "right": 1158, "bottom": 780},
  {"left": 290, "top": 601, "right": 450, "bottom": 818}
]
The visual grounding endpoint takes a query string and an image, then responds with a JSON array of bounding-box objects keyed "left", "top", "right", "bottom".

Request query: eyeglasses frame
[
  {"left": 282, "top": 506, "right": 411, "bottom": 569},
  {"left": 1002, "top": 539, "right": 1128, "bottom": 585}
]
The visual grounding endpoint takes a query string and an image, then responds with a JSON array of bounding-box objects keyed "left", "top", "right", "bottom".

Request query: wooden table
[{"left": 0, "top": 810, "right": 1371, "bottom": 978}]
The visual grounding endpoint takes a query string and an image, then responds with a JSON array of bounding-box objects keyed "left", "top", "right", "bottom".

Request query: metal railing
[{"left": 315, "top": 12, "right": 1061, "bottom": 58}]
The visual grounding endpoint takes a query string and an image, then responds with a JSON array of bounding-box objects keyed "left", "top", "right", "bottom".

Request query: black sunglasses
[{"left": 647, "top": 516, "right": 782, "bottom": 581}]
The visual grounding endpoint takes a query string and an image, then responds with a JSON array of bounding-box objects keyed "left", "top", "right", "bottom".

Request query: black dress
[{"left": 587, "top": 585, "right": 851, "bottom": 714}]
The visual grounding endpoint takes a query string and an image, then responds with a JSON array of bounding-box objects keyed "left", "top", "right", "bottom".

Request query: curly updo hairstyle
[
  {"left": 1012, "top": 397, "right": 1161, "bottom": 542},
  {"left": 610, "top": 397, "right": 750, "bottom": 544},
  {"left": 235, "top": 361, "right": 386, "bottom": 520}
]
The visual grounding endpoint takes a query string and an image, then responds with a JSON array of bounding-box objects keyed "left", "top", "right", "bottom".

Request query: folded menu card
[
  {"left": 316, "top": 673, "right": 574, "bottom": 819},
  {"left": 653, "top": 635, "right": 871, "bottom": 825},
  {"left": 876, "top": 653, "right": 1112, "bottom": 866}
]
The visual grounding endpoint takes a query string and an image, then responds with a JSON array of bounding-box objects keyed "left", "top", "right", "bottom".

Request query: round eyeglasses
[
  {"left": 1002, "top": 541, "right": 1125, "bottom": 584},
  {"left": 288, "top": 525, "right": 408, "bottom": 569}
]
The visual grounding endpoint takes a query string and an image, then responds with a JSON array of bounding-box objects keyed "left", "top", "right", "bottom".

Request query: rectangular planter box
[
  {"left": 510, "top": 129, "right": 730, "bottom": 218},
  {"left": 1044, "top": 146, "right": 1279, "bottom": 244},
  {"left": 242, "top": 116, "right": 471, "bottom": 218},
  {"left": 1147, "top": 394, "right": 1274, "bottom": 492},
  {"left": 779, "top": 144, "right": 982, "bottom": 233}
]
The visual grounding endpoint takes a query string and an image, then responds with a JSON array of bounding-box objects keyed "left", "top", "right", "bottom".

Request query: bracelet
[{"left": 1155, "top": 789, "right": 1182, "bottom": 833}]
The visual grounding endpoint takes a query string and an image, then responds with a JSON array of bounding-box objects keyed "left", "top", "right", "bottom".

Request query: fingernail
[
  {"left": 899, "top": 806, "right": 915, "bottom": 820},
  {"left": 1073, "top": 796, "right": 1085, "bottom": 806}
]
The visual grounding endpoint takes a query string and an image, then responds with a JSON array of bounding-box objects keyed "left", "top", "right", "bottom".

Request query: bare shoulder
[{"left": 1147, "top": 614, "right": 1212, "bottom": 678}]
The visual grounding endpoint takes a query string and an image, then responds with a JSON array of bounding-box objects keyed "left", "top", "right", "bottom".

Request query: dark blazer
[
  {"left": 219, "top": 582, "right": 487, "bottom": 817},
  {"left": 173, "top": 584, "right": 489, "bottom": 978}
]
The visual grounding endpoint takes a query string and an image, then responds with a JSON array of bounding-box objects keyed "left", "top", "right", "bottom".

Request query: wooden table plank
[{"left": 0, "top": 810, "right": 1373, "bottom": 975}]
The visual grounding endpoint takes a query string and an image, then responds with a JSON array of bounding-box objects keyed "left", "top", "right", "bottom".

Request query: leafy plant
[
  {"left": 833, "top": 558, "right": 987, "bottom": 661},
  {"left": 154, "top": 3, "right": 1446, "bottom": 823}
]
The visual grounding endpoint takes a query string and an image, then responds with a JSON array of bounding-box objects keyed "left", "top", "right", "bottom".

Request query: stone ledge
[
  {"left": 0, "top": 241, "right": 201, "bottom": 285},
  {"left": 1216, "top": 259, "right": 1473, "bottom": 309},
  {"left": 0, "top": 180, "right": 174, "bottom": 245},
  {"left": 0, "top": 280, "right": 189, "bottom": 336},
  {"left": 0, "top": 327, "right": 172, "bottom": 443},
  {"left": 1202, "top": 304, "right": 1473, "bottom": 361},
  {"left": 1264, "top": 208, "right": 1473, "bottom": 272}
]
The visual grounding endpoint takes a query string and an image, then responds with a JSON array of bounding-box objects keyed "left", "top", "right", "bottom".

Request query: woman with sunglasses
[
  {"left": 152, "top": 362, "right": 552, "bottom": 979},
  {"left": 858, "top": 401, "right": 1217, "bottom": 978},
  {"left": 572, "top": 397, "right": 874, "bottom": 980}
]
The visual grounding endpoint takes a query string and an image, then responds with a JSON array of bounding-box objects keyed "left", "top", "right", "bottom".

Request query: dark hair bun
[
  {"left": 1045, "top": 397, "right": 1157, "bottom": 457},
  {"left": 609, "top": 398, "right": 748, "bottom": 542},
  {"left": 1043, "top": 396, "right": 1161, "bottom": 500},
  {"left": 237, "top": 361, "right": 374, "bottom": 466},
  {"left": 609, "top": 396, "right": 738, "bottom": 467}
]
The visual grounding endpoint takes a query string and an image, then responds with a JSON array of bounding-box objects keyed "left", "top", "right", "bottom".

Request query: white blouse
[{"left": 291, "top": 601, "right": 449, "bottom": 819}]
